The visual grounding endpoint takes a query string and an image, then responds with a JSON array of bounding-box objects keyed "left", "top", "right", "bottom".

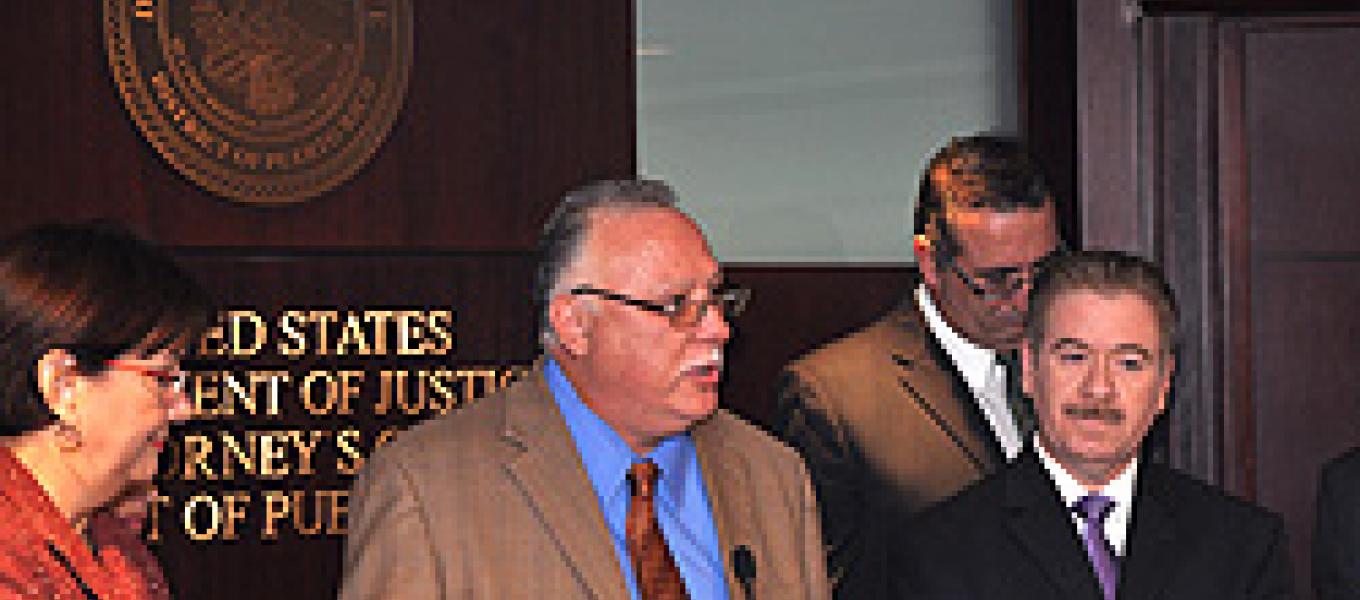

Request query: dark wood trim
[
  {"left": 1076, "top": 0, "right": 1146, "bottom": 252},
  {"left": 1141, "top": 0, "right": 1360, "bottom": 15},
  {"left": 1137, "top": 14, "right": 1234, "bottom": 484},
  {"left": 1018, "top": 0, "right": 1080, "bottom": 243},
  {"left": 1216, "top": 21, "right": 1255, "bottom": 499}
]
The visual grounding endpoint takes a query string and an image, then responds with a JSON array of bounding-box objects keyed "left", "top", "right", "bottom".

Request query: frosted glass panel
[{"left": 637, "top": 0, "right": 1017, "bottom": 262}]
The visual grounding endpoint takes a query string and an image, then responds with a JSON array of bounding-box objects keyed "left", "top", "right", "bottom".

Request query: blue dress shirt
[{"left": 545, "top": 359, "right": 730, "bottom": 600}]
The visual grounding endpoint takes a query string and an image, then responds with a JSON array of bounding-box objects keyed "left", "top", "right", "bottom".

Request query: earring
[{"left": 54, "top": 419, "right": 83, "bottom": 452}]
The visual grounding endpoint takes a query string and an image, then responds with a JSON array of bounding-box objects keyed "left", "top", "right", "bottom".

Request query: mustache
[{"left": 1062, "top": 405, "right": 1125, "bottom": 423}]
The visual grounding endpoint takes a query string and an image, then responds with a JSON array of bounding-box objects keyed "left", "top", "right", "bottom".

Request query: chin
[
  {"left": 1066, "top": 443, "right": 1136, "bottom": 468},
  {"left": 670, "top": 391, "right": 719, "bottom": 422}
]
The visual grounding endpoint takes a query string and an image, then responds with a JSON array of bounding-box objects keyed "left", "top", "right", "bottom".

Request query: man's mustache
[{"left": 1062, "top": 405, "right": 1125, "bottom": 423}]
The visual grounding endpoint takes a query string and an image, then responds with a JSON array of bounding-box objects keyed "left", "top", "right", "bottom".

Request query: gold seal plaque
[{"left": 104, "top": 0, "right": 413, "bottom": 204}]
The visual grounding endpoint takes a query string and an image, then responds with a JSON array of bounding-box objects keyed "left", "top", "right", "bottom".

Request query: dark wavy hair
[
  {"left": 914, "top": 135, "right": 1055, "bottom": 261},
  {"left": 0, "top": 222, "right": 213, "bottom": 436},
  {"left": 1024, "top": 249, "right": 1179, "bottom": 354}
]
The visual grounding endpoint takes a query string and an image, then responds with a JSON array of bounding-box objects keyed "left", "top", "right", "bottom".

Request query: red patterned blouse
[{"left": 0, "top": 447, "right": 171, "bottom": 600}]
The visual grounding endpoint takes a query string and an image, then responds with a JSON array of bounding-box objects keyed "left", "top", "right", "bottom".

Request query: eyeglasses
[
  {"left": 106, "top": 360, "right": 188, "bottom": 395},
  {"left": 570, "top": 284, "right": 751, "bottom": 328},
  {"left": 944, "top": 248, "right": 1066, "bottom": 302}
]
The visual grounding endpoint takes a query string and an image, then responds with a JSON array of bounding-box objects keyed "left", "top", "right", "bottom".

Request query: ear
[
  {"left": 1020, "top": 343, "right": 1037, "bottom": 397},
  {"left": 548, "top": 294, "right": 591, "bottom": 357},
  {"left": 1155, "top": 353, "right": 1175, "bottom": 414},
  {"left": 35, "top": 348, "right": 79, "bottom": 419},
  {"left": 914, "top": 233, "right": 941, "bottom": 288}
]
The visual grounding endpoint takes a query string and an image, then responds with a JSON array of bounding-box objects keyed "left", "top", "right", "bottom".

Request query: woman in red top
[{"left": 0, "top": 223, "right": 212, "bottom": 599}]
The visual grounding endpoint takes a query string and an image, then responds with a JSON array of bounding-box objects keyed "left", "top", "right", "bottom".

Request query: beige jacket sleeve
[{"left": 339, "top": 449, "right": 444, "bottom": 600}]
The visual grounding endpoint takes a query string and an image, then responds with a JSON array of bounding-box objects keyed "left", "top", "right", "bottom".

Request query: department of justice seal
[{"left": 104, "top": 0, "right": 413, "bottom": 204}]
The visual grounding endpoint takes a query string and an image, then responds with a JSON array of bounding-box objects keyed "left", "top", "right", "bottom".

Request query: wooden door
[{"left": 1079, "top": 2, "right": 1360, "bottom": 593}]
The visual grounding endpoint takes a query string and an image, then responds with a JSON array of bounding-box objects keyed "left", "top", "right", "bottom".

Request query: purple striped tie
[{"left": 1073, "top": 494, "right": 1119, "bottom": 600}]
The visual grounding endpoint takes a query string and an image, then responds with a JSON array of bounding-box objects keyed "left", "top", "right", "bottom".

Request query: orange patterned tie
[{"left": 627, "top": 460, "right": 691, "bottom": 600}]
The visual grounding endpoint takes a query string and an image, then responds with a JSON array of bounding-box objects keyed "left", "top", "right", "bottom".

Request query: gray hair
[
  {"left": 1025, "top": 249, "right": 1179, "bottom": 355},
  {"left": 534, "top": 179, "right": 679, "bottom": 345}
]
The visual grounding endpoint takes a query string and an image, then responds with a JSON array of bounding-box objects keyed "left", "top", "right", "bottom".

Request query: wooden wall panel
[
  {"left": 0, "top": 2, "right": 633, "bottom": 599},
  {"left": 722, "top": 265, "right": 914, "bottom": 429},
  {"left": 1241, "top": 22, "right": 1360, "bottom": 593},
  {"left": 0, "top": 2, "right": 634, "bottom": 248}
]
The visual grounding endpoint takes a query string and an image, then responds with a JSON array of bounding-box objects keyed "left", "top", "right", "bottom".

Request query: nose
[
  {"left": 1081, "top": 353, "right": 1115, "bottom": 401},
  {"left": 694, "top": 301, "right": 731, "bottom": 343},
  {"left": 165, "top": 387, "right": 193, "bottom": 423}
]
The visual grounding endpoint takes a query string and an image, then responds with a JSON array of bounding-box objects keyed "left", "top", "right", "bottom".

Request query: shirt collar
[
  {"left": 544, "top": 358, "right": 695, "bottom": 509},
  {"left": 1034, "top": 436, "right": 1138, "bottom": 510},
  {"left": 916, "top": 283, "right": 999, "bottom": 380}
]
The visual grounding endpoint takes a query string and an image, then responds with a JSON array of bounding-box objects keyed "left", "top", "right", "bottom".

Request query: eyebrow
[
  {"left": 1112, "top": 344, "right": 1155, "bottom": 361},
  {"left": 658, "top": 273, "right": 725, "bottom": 295},
  {"left": 1049, "top": 338, "right": 1088, "bottom": 352},
  {"left": 1048, "top": 338, "right": 1155, "bottom": 359}
]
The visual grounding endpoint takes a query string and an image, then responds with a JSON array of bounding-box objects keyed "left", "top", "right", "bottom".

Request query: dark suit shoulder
[
  {"left": 904, "top": 463, "right": 1008, "bottom": 535},
  {"left": 1321, "top": 446, "right": 1360, "bottom": 485},
  {"left": 1153, "top": 464, "right": 1285, "bottom": 532}
]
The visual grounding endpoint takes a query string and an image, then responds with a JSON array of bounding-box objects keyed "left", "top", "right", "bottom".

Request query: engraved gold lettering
[
  {"left": 324, "top": 490, "right": 349, "bottom": 535},
  {"left": 220, "top": 491, "right": 250, "bottom": 541},
  {"left": 182, "top": 434, "right": 216, "bottom": 481},
  {"left": 291, "top": 430, "right": 330, "bottom": 476},
  {"left": 278, "top": 310, "right": 309, "bottom": 356},
  {"left": 221, "top": 432, "right": 256, "bottom": 479},
  {"left": 261, "top": 491, "right": 291, "bottom": 540},
  {"left": 259, "top": 432, "right": 290, "bottom": 477},
  {"left": 146, "top": 491, "right": 173, "bottom": 543},
  {"left": 335, "top": 429, "right": 363, "bottom": 475},
  {"left": 226, "top": 310, "right": 268, "bottom": 356},
  {"left": 427, "top": 310, "right": 456, "bottom": 355},
  {"left": 183, "top": 494, "right": 222, "bottom": 541}
]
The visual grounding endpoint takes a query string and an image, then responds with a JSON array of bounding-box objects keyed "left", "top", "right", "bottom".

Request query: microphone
[{"left": 732, "top": 545, "right": 757, "bottom": 600}]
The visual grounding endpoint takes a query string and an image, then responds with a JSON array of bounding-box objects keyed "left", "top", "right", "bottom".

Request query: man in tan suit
[
  {"left": 341, "top": 180, "right": 829, "bottom": 600},
  {"left": 774, "top": 136, "right": 1063, "bottom": 600}
]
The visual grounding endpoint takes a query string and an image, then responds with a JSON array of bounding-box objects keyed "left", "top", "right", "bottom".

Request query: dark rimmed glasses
[
  {"left": 944, "top": 247, "right": 1067, "bottom": 302},
  {"left": 569, "top": 284, "right": 751, "bottom": 328},
  {"left": 106, "top": 360, "right": 188, "bottom": 396}
]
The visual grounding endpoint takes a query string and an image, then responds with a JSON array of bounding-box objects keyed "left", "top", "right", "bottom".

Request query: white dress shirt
[
  {"left": 1035, "top": 438, "right": 1138, "bottom": 556},
  {"left": 916, "top": 284, "right": 1023, "bottom": 460}
]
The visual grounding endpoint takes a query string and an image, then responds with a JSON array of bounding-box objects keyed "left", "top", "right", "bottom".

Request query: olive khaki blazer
[
  {"left": 774, "top": 297, "right": 1004, "bottom": 600},
  {"left": 340, "top": 364, "right": 830, "bottom": 600}
]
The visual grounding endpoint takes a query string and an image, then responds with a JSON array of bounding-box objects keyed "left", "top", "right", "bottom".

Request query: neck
[
  {"left": 1064, "top": 454, "right": 1137, "bottom": 491},
  {"left": 553, "top": 355, "right": 659, "bottom": 456},
  {"left": 1071, "top": 464, "right": 1123, "bottom": 490},
  {"left": 1036, "top": 434, "right": 1136, "bottom": 491},
  {"left": 7, "top": 430, "right": 104, "bottom": 528}
]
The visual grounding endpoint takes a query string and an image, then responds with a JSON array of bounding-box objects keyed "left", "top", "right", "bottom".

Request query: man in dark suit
[
  {"left": 341, "top": 180, "right": 829, "bottom": 600},
  {"left": 775, "top": 136, "right": 1063, "bottom": 599},
  {"left": 1315, "top": 447, "right": 1360, "bottom": 600},
  {"left": 896, "top": 250, "right": 1293, "bottom": 600}
]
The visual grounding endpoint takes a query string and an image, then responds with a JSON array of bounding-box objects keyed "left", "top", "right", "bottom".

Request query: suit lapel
[
  {"left": 887, "top": 301, "right": 1005, "bottom": 470},
  {"left": 691, "top": 414, "right": 754, "bottom": 596},
  {"left": 1002, "top": 453, "right": 1106, "bottom": 600},
  {"left": 1116, "top": 465, "right": 1183, "bottom": 600},
  {"left": 501, "top": 369, "right": 631, "bottom": 600}
]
